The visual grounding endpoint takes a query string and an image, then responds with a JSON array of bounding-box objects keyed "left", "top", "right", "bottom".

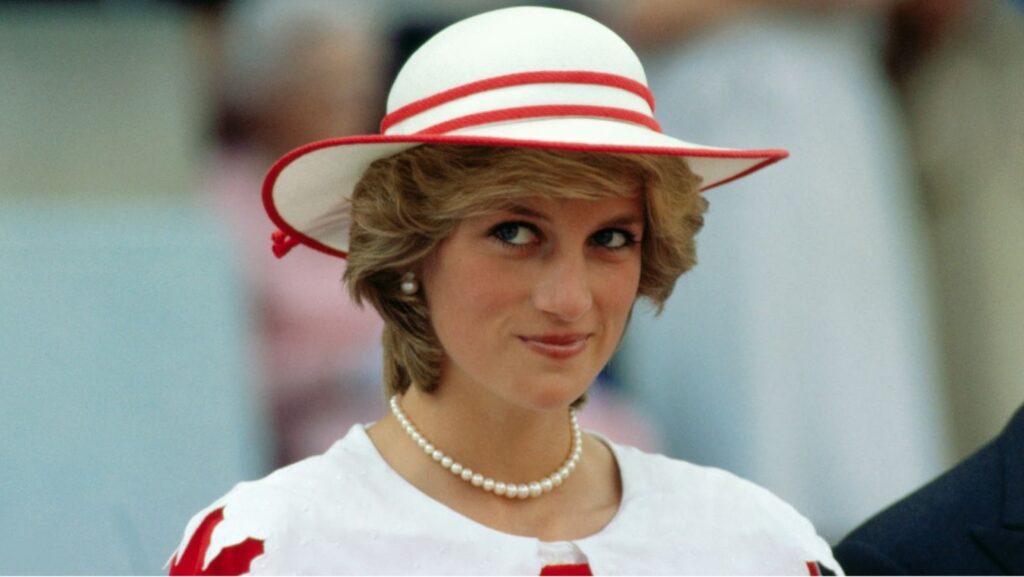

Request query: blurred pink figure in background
[{"left": 205, "top": 0, "right": 388, "bottom": 465}]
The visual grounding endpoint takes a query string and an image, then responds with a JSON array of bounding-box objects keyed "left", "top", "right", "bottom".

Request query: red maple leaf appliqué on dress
[
  {"left": 169, "top": 507, "right": 264, "bottom": 576},
  {"left": 168, "top": 506, "right": 595, "bottom": 575}
]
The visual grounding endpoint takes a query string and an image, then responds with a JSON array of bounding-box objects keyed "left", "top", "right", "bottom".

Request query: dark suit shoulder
[{"left": 834, "top": 436, "right": 1004, "bottom": 575}]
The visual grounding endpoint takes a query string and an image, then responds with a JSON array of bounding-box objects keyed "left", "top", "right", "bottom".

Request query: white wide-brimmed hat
[{"left": 264, "top": 5, "right": 787, "bottom": 259}]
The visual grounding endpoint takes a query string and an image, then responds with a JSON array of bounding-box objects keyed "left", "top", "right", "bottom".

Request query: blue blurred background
[{"left": 1, "top": 0, "right": 1022, "bottom": 573}]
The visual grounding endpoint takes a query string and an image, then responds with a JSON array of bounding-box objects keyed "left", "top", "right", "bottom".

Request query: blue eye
[
  {"left": 492, "top": 222, "right": 538, "bottom": 246},
  {"left": 592, "top": 229, "right": 635, "bottom": 249}
]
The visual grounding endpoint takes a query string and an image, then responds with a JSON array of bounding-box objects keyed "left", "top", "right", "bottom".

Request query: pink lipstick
[{"left": 518, "top": 333, "right": 590, "bottom": 359}]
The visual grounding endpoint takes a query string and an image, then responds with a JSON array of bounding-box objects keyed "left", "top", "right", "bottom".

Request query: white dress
[{"left": 169, "top": 425, "right": 840, "bottom": 575}]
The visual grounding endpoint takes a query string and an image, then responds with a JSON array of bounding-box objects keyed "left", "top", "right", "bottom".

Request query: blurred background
[{"left": 1, "top": 0, "right": 1021, "bottom": 573}]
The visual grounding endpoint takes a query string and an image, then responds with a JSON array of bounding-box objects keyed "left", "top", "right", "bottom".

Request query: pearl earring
[{"left": 400, "top": 272, "right": 419, "bottom": 295}]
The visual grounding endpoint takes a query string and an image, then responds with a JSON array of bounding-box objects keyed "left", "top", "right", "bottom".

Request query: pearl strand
[{"left": 388, "top": 395, "right": 582, "bottom": 499}]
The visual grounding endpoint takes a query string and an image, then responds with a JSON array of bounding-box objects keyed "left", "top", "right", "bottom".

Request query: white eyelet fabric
[{"left": 170, "top": 425, "right": 841, "bottom": 575}]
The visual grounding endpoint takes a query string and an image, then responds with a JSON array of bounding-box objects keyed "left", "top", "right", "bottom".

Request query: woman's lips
[{"left": 518, "top": 334, "right": 590, "bottom": 359}]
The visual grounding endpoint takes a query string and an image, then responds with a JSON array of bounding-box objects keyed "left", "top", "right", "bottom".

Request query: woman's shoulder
[
  {"left": 167, "top": 425, "right": 378, "bottom": 575},
  {"left": 604, "top": 441, "right": 842, "bottom": 574},
  {"left": 613, "top": 441, "right": 801, "bottom": 517}
]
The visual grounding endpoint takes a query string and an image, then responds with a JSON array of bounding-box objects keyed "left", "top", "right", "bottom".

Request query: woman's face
[{"left": 420, "top": 193, "right": 644, "bottom": 412}]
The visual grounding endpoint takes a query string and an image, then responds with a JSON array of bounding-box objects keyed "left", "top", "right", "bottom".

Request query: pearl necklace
[{"left": 389, "top": 395, "right": 582, "bottom": 499}]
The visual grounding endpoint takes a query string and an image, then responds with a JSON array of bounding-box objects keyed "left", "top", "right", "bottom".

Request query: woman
[{"left": 169, "top": 6, "right": 841, "bottom": 575}]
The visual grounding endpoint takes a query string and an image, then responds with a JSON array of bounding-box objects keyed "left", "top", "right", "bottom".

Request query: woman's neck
[
  {"left": 396, "top": 384, "right": 575, "bottom": 484},
  {"left": 366, "top": 384, "right": 622, "bottom": 541}
]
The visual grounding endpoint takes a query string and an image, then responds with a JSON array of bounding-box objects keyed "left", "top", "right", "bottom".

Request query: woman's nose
[{"left": 531, "top": 253, "right": 593, "bottom": 322}]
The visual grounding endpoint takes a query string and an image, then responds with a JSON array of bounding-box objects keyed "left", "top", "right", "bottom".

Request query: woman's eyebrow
[
  {"left": 598, "top": 213, "right": 645, "bottom": 229},
  {"left": 501, "top": 205, "right": 643, "bottom": 229},
  {"left": 503, "top": 204, "right": 550, "bottom": 222}
]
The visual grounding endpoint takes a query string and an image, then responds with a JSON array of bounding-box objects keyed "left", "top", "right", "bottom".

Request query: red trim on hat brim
[
  {"left": 263, "top": 133, "right": 788, "bottom": 260},
  {"left": 700, "top": 156, "right": 783, "bottom": 192}
]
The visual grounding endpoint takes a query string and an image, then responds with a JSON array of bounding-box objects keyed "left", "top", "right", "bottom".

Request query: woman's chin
[{"left": 512, "top": 377, "right": 591, "bottom": 412}]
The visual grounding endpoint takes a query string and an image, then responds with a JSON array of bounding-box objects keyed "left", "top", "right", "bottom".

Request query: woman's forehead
[
  {"left": 480, "top": 194, "right": 644, "bottom": 223},
  {"left": 470, "top": 177, "right": 644, "bottom": 207}
]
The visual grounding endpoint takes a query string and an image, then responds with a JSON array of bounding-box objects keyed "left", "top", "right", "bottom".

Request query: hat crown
[
  {"left": 264, "top": 7, "right": 787, "bottom": 260},
  {"left": 386, "top": 6, "right": 648, "bottom": 115}
]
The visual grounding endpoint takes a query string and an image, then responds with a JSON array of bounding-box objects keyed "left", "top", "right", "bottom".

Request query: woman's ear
[
  {"left": 415, "top": 250, "right": 440, "bottom": 301},
  {"left": 399, "top": 272, "right": 420, "bottom": 296}
]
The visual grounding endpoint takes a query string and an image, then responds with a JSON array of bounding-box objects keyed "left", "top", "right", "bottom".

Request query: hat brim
[{"left": 264, "top": 117, "right": 788, "bottom": 259}]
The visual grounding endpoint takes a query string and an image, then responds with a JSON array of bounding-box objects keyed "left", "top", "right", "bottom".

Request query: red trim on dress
[
  {"left": 540, "top": 563, "right": 594, "bottom": 576},
  {"left": 806, "top": 560, "right": 821, "bottom": 576},
  {"left": 381, "top": 70, "right": 655, "bottom": 133},
  {"left": 169, "top": 508, "right": 265, "bottom": 576},
  {"left": 416, "top": 105, "right": 661, "bottom": 135}
]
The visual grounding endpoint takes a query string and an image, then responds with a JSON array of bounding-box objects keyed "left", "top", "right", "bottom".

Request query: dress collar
[{"left": 342, "top": 423, "right": 636, "bottom": 573}]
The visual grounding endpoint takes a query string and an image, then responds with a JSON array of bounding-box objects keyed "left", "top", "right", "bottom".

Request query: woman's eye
[
  {"left": 592, "top": 228, "right": 635, "bottom": 249},
  {"left": 492, "top": 222, "right": 538, "bottom": 246}
]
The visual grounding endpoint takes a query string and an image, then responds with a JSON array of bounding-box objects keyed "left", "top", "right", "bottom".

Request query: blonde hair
[{"left": 343, "top": 145, "right": 706, "bottom": 398}]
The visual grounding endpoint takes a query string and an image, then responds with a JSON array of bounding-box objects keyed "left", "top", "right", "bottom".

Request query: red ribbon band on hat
[
  {"left": 415, "top": 104, "right": 662, "bottom": 135},
  {"left": 380, "top": 70, "right": 656, "bottom": 134}
]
